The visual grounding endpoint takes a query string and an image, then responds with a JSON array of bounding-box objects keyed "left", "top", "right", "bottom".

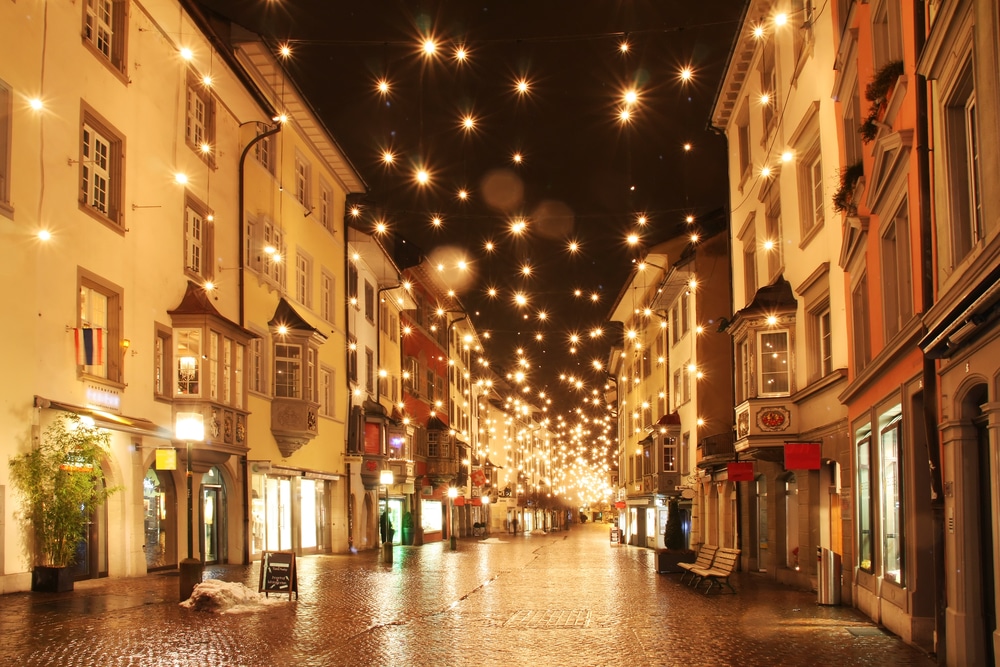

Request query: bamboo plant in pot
[{"left": 8, "top": 414, "right": 120, "bottom": 592}]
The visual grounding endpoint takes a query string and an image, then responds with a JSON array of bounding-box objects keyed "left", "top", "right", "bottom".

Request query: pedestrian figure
[
  {"left": 512, "top": 516, "right": 518, "bottom": 534},
  {"left": 380, "top": 510, "right": 394, "bottom": 544}
]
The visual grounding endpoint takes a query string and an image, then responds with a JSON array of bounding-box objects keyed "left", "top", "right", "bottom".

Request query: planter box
[
  {"left": 32, "top": 566, "right": 74, "bottom": 593},
  {"left": 656, "top": 550, "right": 697, "bottom": 574}
]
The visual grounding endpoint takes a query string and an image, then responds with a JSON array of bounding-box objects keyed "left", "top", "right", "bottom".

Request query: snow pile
[
  {"left": 479, "top": 538, "right": 507, "bottom": 544},
  {"left": 180, "top": 579, "right": 288, "bottom": 613}
]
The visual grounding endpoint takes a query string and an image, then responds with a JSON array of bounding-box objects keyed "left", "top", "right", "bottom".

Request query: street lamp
[
  {"left": 447, "top": 486, "right": 458, "bottom": 550},
  {"left": 175, "top": 412, "right": 204, "bottom": 601},
  {"left": 380, "top": 469, "right": 394, "bottom": 564}
]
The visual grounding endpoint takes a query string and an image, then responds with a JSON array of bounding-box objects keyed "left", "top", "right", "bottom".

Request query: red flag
[{"left": 75, "top": 328, "right": 104, "bottom": 366}]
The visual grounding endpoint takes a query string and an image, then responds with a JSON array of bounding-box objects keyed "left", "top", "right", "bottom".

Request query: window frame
[
  {"left": 295, "top": 250, "right": 313, "bottom": 309},
  {"left": 80, "top": 104, "right": 125, "bottom": 231},
  {"left": 943, "top": 57, "right": 982, "bottom": 264},
  {"left": 185, "top": 71, "right": 216, "bottom": 166},
  {"left": 318, "top": 180, "right": 334, "bottom": 233},
  {"left": 184, "top": 193, "right": 214, "bottom": 281},
  {"left": 757, "top": 329, "right": 791, "bottom": 397},
  {"left": 82, "top": 0, "right": 128, "bottom": 80},
  {"left": 153, "top": 324, "right": 171, "bottom": 400},
  {"left": 293, "top": 152, "right": 312, "bottom": 209},
  {"left": 78, "top": 268, "right": 123, "bottom": 385},
  {"left": 878, "top": 407, "right": 904, "bottom": 584},
  {"left": 254, "top": 134, "right": 275, "bottom": 175},
  {"left": 856, "top": 424, "right": 874, "bottom": 573},
  {"left": 364, "top": 280, "right": 375, "bottom": 323},
  {"left": 320, "top": 269, "right": 336, "bottom": 323},
  {"left": 851, "top": 272, "right": 872, "bottom": 373},
  {"left": 0, "top": 79, "right": 11, "bottom": 218},
  {"left": 880, "top": 198, "right": 912, "bottom": 340},
  {"left": 319, "top": 366, "right": 334, "bottom": 418},
  {"left": 273, "top": 341, "right": 303, "bottom": 399}
]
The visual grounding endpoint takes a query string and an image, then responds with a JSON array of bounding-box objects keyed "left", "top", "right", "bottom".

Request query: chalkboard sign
[{"left": 258, "top": 551, "right": 298, "bottom": 599}]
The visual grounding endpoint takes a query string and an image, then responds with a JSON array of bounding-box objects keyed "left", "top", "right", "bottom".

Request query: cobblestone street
[{"left": 0, "top": 524, "right": 936, "bottom": 667}]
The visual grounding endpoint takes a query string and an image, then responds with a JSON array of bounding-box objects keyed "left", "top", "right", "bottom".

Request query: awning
[{"left": 35, "top": 396, "right": 172, "bottom": 439}]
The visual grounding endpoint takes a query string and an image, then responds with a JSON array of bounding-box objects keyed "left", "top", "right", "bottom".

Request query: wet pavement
[{"left": 0, "top": 523, "right": 936, "bottom": 666}]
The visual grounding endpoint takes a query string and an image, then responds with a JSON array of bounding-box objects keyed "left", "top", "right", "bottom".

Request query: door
[
  {"left": 976, "top": 415, "right": 996, "bottom": 665},
  {"left": 756, "top": 476, "right": 768, "bottom": 572},
  {"left": 202, "top": 486, "right": 223, "bottom": 564}
]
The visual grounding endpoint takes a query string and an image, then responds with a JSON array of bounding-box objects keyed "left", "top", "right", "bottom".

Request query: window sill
[
  {"left": 0, "top": 200, "right": 13, "bottom": 220},
  {"left": 81, "top": 39, "right": 129, "bottom": 86},
  {"left": 79, "top": 200, "right": 126, "bottom": 236}
]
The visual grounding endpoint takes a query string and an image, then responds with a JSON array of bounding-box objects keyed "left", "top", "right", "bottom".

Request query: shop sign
[
  {"left": 727, "top": 462, "right": 754, "bottom": 481},
  {"left": 258, "top": 551, "right": 298, "bottom": 600},
  {"left": 615, "top": 501, "right": 626, "bottom": 509},
  {"left": 155, "top": 448, "right": 177, "bottom": 471},
  {"left": 784, "top": 442, "right": 821, "bottom": 470},
  {"left": 454, "top": 496, "right": 466, "bottom": 506}
]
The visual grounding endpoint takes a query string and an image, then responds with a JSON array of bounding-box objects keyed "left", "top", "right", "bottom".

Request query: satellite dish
[{"left": 680, "top": 488, "right": 695, "bottom": 499}]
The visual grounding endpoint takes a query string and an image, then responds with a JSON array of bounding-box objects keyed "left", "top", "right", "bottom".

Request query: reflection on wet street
[{"left": 0, "top": 524, "right": 935, "bottom": 666}]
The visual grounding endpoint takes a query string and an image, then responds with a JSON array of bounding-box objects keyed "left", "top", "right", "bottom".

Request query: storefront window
[
  {"left": 301, "top": 478, "right": 317, "bottom": 549},
  {"left": 251, "top": 474, "right": 266, "bottom": 557},
  {"left": 421, "top": 499, "right": 442, "bottom": 532},
  {"left": 856, "top": 425, "right": 873, "bottom": 572},
  {"left": 143, "top": 468, "right": 173, "bottom": 570},
  {"left": 879, "top": 407, "right": 904, "bottom": 584}
]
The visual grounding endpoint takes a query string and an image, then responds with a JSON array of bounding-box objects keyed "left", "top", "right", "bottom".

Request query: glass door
[{"left": 202, "top": 486, "right": 223, "bottom": 564}]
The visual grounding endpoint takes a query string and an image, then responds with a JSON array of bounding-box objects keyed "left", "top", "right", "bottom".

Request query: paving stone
[{"left": 0, "top": 525, "right": 935, "bottom": 666}]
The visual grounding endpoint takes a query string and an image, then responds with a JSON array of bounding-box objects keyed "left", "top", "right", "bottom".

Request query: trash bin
[{"left": 817, "top": 546, "right": 842, "bottom": 605}]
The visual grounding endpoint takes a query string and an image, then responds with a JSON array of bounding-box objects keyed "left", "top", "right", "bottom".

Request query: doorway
[
  {"left": 975, "top": 412, "right": 996, "bottom": 665},
  {"left": 201, "top": 467, "right": 226, "bottom": 564},
  {"left": 756, "top": 475, "right": 768, "bottom": 572},
  {"left": 72, "top": 480, "right": 108, "bottom": 581},
  {"left": 143, "top": 467, "right": 177, "bottom": 571}
]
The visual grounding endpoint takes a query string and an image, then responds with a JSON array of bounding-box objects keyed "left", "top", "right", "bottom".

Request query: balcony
[
  {"left": 641, "top": 472, "right": 683, "bottom": 494},
  {"left": 697, "top": 432, "right": 735, "bottom": 469},
  {"left": 734, "top": 397, "right": 799, "bottom": 455},
  {"left": 270, "top": 397, "right": 319, "bottom": 458}
]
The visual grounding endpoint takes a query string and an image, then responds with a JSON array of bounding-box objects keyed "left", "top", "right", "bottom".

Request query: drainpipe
[
  {"left": 238, "top": 122, "right": 282, "bottom": 328},
  {"left": 913, "top": 1, "right": 945, "bottom": 661},
  {"left": 237, "top": 122, "right": 281, "bottom": 566}
]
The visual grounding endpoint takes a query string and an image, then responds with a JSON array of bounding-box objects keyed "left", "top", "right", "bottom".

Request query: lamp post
[
  {"left": 380, "top": 469, "right": 394, "bottom": 564},
  {"left": 447, "top": 486, "right": 458, "bottom": 550},
  {"left": 175, "top": 412, "right": 204, "bottom": 601}
]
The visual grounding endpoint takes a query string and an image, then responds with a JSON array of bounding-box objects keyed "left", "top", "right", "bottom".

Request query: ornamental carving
[
  {"left": 737, "top": 410, "right": 750, "bottom": 438},
  {"left": 756, "top": 406, "right": 791, "bottom": 432},
  {"left": 236, "top": 416, "right": 246, "bottom": 444},
  {"left": 224, "top": 413, "right": 234, "bottom": 443}
]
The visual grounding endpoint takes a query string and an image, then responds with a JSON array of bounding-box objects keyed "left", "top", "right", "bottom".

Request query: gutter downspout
[
  {"left": 913, "top": 1, "right": 945, "bottom": 661},
  {"left": 237, "top": 122, "right": 281, "bottom": 566}
]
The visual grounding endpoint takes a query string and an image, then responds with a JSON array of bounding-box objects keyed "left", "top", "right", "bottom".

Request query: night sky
[{"left": 201, "top": 0, "right": 743, "bottom": 416}]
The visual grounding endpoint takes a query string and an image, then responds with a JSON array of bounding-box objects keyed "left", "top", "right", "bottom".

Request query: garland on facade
[
  {"left": 860, "top": 60, "right": 905, "bottom": 143},
  {"left": 832, "top": 160, "right": 865, "bottom": 215}
]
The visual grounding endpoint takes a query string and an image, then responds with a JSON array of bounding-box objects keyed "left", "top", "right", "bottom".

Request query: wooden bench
[
  {"left": 678, "top": 544, "right": 718, "bottom": 585},
  {"left": 688, "top": 548, "right": 741, "bottom": 594}
]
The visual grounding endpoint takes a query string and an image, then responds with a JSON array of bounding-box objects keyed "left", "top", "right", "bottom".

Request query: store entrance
[
  {"left": 201, "top": 467, "right": 226, "bottom": 564},
  {"left": 143, "top": 467, "right": 177, "bottom": 571}
]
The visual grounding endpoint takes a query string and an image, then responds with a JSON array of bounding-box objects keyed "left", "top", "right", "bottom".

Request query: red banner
[
  {"left": 615, "top": 501, "right": 626, "bottom": 509},
  {"left": 727, "top": 462, "right": 754, "bottom": 481},
  {"left": 453, "top": 496, "right": 466, "bottom": 506},
  {"left": 784, "top": 442, "right": 822, "bottom": 470}
]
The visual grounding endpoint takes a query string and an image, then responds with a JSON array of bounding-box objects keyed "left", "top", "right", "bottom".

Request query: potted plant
[
  {"left": 657, "top": 498, "right": 697, "bottom": 573},
  {"left": 401, "top": 511, "right": 414, "bottom": 546},
  {"left": 8, "top": 414, "right": 120, "bottom": 592}
]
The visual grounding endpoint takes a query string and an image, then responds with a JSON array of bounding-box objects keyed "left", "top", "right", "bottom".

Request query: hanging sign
[
  {"left": 727, "top": 462, "right": 754, "bottom": 481},
  {"left": 258, "top": 551, "right": 298, "bottom": 600},
  {"left": 155, "top": 448, "right": 177, "bottom": 471},
  {"left": 784, "top": 442, "right": 822, "bottom": 470}
]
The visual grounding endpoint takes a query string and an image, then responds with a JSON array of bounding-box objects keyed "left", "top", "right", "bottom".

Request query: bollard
[{"left": 179, "top": 557, "right": 204, "bottom": 602}]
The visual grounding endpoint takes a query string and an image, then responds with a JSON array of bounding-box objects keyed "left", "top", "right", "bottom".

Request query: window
[
  {"left": 254, "top": 134, "right": 274, "bottom": 174},
  {"left": 185, "top": 72, "right": 215, "bottom": 164},
  {"left": 426, "top": 369, "right": 436, "bottom": 403},
  {"left": 809, "top": 305, "right": 833, "bottom": 380},
  {"left": 856, "top": 425, "right": 874, "bottom": 572},
  {"left": 306, "top": 348, "right": 317, "bottom": 403},
  {"left": 945, "top": 59, "right": 982, "bottom": 263},
  {"left": 347, "top": 338, "right": 358, "bottom": 383},
  {"left": 175, "top": 328, "right": 201, "bottom": 396},
  {"left": 208, "top": 331, "right": 219, "bottom": 401},
  {"left": 365, "top": 347, "right": 375, "bottom": 394},
  {"left": 320, "top": 270, "right": 336, "bottom": 322},
  {"left": 247, "top": 218, "right": 286, "bottom": 287},
  {"left": 248, "top": 335, "right": 264, "bottom": 394},
  {"left": 274, "top": 343, "right": 302, "bottom": 398},
  {"left": 154, "top": 326, "right": 170, "bottom": 398},
  {"left": 0, "top": 80, "right": 10, "bottom": 216},
  {"left": 662, "top": 436, "right": 677, "bottom": 472},
  {"left": 80, "top": 106, "right": 124, "bottom": 228},
  {"left": 79, "top": 271, "right": 122, "bottom": 383},
  {"left": 234, "top": 342, "right": 244, "bottom": 409},
  {"left": 184, "top": 195, "right": 214, "bottom": 280},
  {"left": 736, "top": 100, "right": 751, "bottom": 183},
  {"left": 320, "top": 367, "right": 334, "bottom": 417},
  {"left": 673, "top": 369, "right": 682, "bottom": 409},
  {"left": 683, "top": 362, "right": 691, "bottom": 404},
  {"left": 681, "top": 291, "right": 690, "bottom": 334},
  {"left": 670, "top": 306, "right": 679, "bottom": 345},
  {"left": 871, "top": 0, "right": 903, "bottom": 70},
  {"left": 798, "top": 140, "right": 824, "bottom": 238},
  {"left": 348, "top": 262, "right": 359, "bottom": 307},
  {"left": 737, "top": 337, "right": 751, "bottom": 403},
  {"left": 765, "top": 190, "right": 783, "bottom": 280},
  {"left": 364, "top": 281, "right": 375, "bottom": 323},
  {"left": 879, "top": 407, "right": 904, "bottom": 584},
  {"left": 760, "top": 39, "right": 778, "bottom": 137},
  {"left": 318, "top": 182, "right": 333, "bottom": 232},
  {"left": 758, "top": 330, "right": 789, "bottom": 395},
  {"left": 851, "top": 273, "right": 871, "bottom": 372},
  {"left": 743, "top": 235, "right": 757, "bottom": 304},
  {"left": 83, "top": 0, "right": 127, "bottom": 75},
  {"left": 294, "top": 154, "right": 311, "bottom": 207},
  {"left": 843, "top": 81, "right": 865, "bottom": 172},
  {"left": 880, "top": 200, "right": 912, "bottom": 339},
  {"left": 295, "top": 252, "right": 312, "bottom": 308}
]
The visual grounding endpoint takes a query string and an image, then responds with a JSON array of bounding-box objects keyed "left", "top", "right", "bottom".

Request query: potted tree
[
  {"left": 8, "top": 415, "right": 120, "bottom": 592},
  {"left": 657, "top": 498, "right": 697, "bottom": 573},
  {"left": 401, "top": 511, "right": 414, "bottom": 545}
]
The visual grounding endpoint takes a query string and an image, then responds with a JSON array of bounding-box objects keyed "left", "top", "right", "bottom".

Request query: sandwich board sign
[{"left": 258, "top": 551, "right": 298, "bottom": 600}]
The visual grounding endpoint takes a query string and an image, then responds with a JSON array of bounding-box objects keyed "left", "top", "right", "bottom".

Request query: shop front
[{"left": 250, "top": 464, "right": 334, "bottom": 558}]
